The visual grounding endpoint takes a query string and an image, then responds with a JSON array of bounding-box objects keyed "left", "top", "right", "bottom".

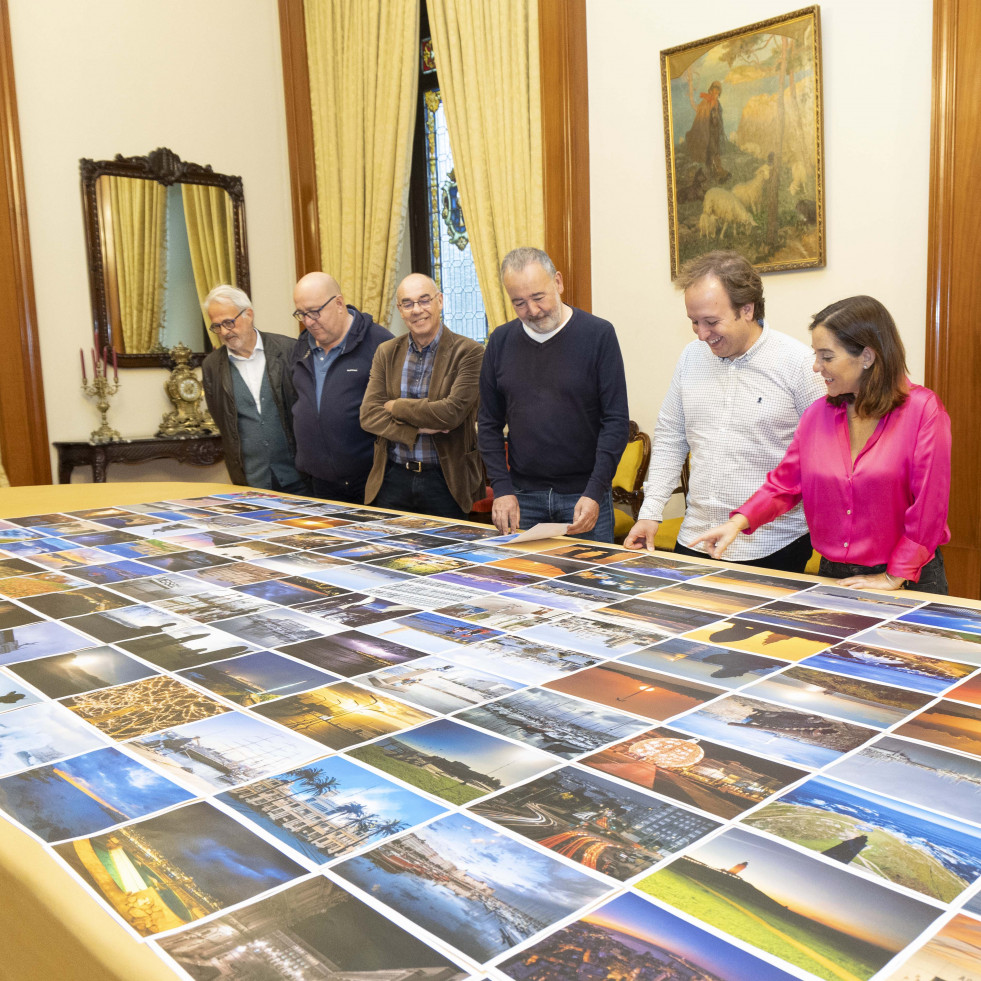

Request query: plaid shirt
[{"left": 390, "top": 327, "right": 442, "bottom": 465}]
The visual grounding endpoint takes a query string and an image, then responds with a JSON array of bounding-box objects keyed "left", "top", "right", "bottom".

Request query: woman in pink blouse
[{"left": 692, "top": 295, "right": 951, "bottom": 593}]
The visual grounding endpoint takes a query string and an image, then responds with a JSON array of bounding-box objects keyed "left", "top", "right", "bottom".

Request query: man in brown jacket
[{"left": 360, "top": 273, "right": 483, "bottom": 519}]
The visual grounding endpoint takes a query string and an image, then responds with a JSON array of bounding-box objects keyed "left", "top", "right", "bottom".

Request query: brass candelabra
[{"left": 80, "top": 342, "right": 120, "bottom": 443}]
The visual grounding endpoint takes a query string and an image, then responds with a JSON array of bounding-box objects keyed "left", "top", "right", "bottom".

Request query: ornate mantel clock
[{"left": 157, "top": 342, "right": 218, "bottom": 437}]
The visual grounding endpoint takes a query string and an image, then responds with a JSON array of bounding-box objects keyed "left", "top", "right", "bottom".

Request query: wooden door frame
[
  {"left": 0, "top": 0, "right": 51, "bottom": 485},
  {"left": 925, "top": 0, "right": 980, "bottom": 598},
  {"left": 278, "top": 0, "right": 591, "bottom": 309}
]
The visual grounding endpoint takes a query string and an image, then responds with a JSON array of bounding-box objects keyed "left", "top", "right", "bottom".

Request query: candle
[
  {"left": 91, "top": 348, "right": 98, "bottom": 377},
  {"left": 112, "top": 348, "right": 118, "bottom": 382},
  {"left": 80, "top": 348, "right": 87, "bottom": 382}
]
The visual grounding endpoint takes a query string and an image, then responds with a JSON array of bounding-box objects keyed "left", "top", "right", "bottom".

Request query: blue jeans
[
  {"left": 514, "top": 487, "right": 615, "bottom": 544},
  {"left": 372, "top": 463, "right": 467, "bottom": 520}
]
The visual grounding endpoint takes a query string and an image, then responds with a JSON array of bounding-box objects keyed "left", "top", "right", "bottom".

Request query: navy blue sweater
[
  {"left": 478, "top": 309, "right": 629, "bottom": 503},
  {"left": 291, "top": 307, "right": 393, "bottom": 483}
]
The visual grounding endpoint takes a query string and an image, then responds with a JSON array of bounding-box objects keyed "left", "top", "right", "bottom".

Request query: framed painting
[{"left": 661, "top": 6, "right": 825, "bottom": 276}]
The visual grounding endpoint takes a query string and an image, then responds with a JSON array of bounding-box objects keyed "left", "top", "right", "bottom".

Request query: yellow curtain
[
  {"left": 108, "top": 176, "right": 166, "bottom": 353},
  {"left": 182, "top": 184, "right": 237, "bottom": 350},
  {"left": 428, "top": 0, "right": 545, "bottom": 331},
  {"left": 303, "top": 0, "right": 419, "bottom": 325}
]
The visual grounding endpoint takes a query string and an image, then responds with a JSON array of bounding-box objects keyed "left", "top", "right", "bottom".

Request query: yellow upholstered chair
[{"left": 612, "top": 422, "right": 651, "bottom": 542}]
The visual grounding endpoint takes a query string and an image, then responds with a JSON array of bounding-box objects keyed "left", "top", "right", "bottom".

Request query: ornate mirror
[{"left": 80, "top": 147, "right": 250, "bottom": 368}]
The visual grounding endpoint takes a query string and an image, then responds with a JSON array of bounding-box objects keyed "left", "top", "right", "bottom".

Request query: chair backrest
[{"left": 612, "top": 420, "right": 651, "bottom": 518}]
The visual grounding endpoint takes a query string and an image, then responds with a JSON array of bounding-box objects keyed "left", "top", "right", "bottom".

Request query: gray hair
[
  {"left": 500, "top": 247, "right": 556, "bottom": 280},
  {"left": 204, "top": 284, "right": 252, "bottom": 315}
]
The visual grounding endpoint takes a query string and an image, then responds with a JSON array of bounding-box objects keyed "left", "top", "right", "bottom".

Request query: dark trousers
[
  {"left": 271, "top": 472, "right": 311, "bottom": 496},
  {"left": 819, "top": 550, "right": 948, "bottom": 595},
  {"left": 371, "top": 462, "right": 467, "bottom": 520},
  {"left": 674, "top": 533, "right": 814, "bottom": 575},
  {"left": 310, "top": 473, "right": 368, "bottom": 505}
]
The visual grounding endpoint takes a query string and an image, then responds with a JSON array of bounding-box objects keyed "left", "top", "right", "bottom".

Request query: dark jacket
[
  {"left": 291, "top": 306, "right": 393, "bottom": 482},
  {"left": 360, "top": 327, "right": 484, "bottom": 512},
  {"left": 202, "top": 330, "right": 299, "bottom": 486}
]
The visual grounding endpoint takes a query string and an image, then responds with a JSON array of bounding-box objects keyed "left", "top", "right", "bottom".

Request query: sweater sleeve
[
  {"left": 582, "top": 327, "right": 630, "bottom": 503},
  {"left": 477, "top": 332, "right": 514, "bottom": 497},
  {"left": 887, "top": 395, "right": 952, "bottom": 581}
]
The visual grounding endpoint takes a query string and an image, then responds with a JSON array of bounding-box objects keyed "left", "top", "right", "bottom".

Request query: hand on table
[
  {"left": 492, "top": 494, "right": 521, "bottom": 535},
  {"left": 838, "top": 572, "right": 904, "bottom": 591},
  {"left": 689, "top": 515, "right": 749, "bottom": 559},
  {"left": 566, "top": 496, "right": 599, "bottom": 536},
  {"left": 623, "top": 519, "right": 660, "bottom": 551}
]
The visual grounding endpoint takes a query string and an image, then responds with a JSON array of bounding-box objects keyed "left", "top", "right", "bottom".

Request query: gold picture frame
[{"left": 661, "top": 6, "right": 825, "bottom": 277}]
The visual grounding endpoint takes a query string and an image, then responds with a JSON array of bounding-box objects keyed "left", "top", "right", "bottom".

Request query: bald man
[
  {"left": 360, "top": 274, "right": 484, "bottom": 519},
  {"left": 290, "top": 272, "right": 393, "bottom": 503}
]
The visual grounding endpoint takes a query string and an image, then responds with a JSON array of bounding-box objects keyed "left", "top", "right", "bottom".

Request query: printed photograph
[
  {"left": 152, "top": 588, "right": 276, "bottom": 624},
  {"left": 499, "top": 889, "right": 799, "bottom": 981},
  {"left": 622, "top": 636, "right": 787, "bottom": 688},
  {"left": 453, "top": 635, "right": 602, "bottom": 685},
  {"left": 313, "top": 539, "right": 410, "bottom": 561},
  {"left": 214, "top": 608, "right": 332, "bottom": 648},
  {"left": 542, "top": 542, "right": 632, "bottom": 564},
  {"left": 306, "top": 562, "right": 415, "bottom": 593},
  {"left": 671, "top": 692, "right": 877, "bottom": 769},
  {"left": 790, "top": 583, "right": 920, "bottom": 618},
  {"left": 16, "top": 585, "right": 135, "bottom": 619},
  {"left": 347, "top": 716, "right": 557, "bottom": 805},
  {"left": 363, "top": 611, "right": 503, "bottom": 654},
  {"left": 251, "top": 680, "right": 434, "bottom": 750},
  {"left": 177, "top": 650, "right": 337, "bottom": 706},
  {"left": 696, "top": 568, "right": 811, "bottom": 598},
  {"left": 126, "top": 710, "right": 320, "bottom": 795},
  {"left": 589, "top": 597, "right": 721, "bottom": 636},
  {"left": 741, "top": 664, "right": 933, "bottom": 728},
  {"left": 485, "top": 553, "right": 592, "bottom": 578},
  {"left": 0, "top": 744, "right": 193, "bottom": 842},
  {"left": 0, "top": 700, "right": 109, "bottom": 775},
  {"left": 0, "top": 556, "right": 46, "bottom": 578},
  {"left": 362, "top": 656, "right": 522, "bottom": 713},
  {"left": 0, "top": 570, "right": 85, "bottom": 598},
  {"left": 456, "top": 686, "right": 651, "bottom": 759},
  {"left": 544, "top": 661, "right": 724, "bottom": 721},
  {"left": 640, "top": 580, "right": 766, "bottom": 616},
  {"left": 251, "top": 550, "right": 353, "bottom": 577},
  {"left": 61, "top": 674, "right": 230, "bottom": 739},
  {"left": 897, "top": 601, "right": 981, "bottom": 636},
  {"left": 54, "top": 800, "right": 307, "bottom": 937},
  {"left": 116, "top": 622, "right": 254, "bottom": 671},
  {"left": 946, "top": 671, "right": 981, "bottom": 707},
  {"left": 363, "top": 551, "right": 473, "bottom": 577},
  {"left": 684, "top": 617, "right": 836, "bottom": 661},
  {"left": 0, "top": 618, "right": 92, "bottom": 665},
  {"left": 219, "top": 754, "right": 444, "bottom": 864},
  {"left": 333, "top": 812, "right": 610, "bottom": 964},
  {"left": 435, "top": 593, "right": 562, "bottom": 631},
  {"left": 177, "top": 560, "right": 283, "bottom": 588},
  {"left": 422, "top": 521, "right": 500, "bottom": 542},
  {"left": 142, "top": 549, "right": 236, "bottom": 572},
  {"left": 432, "top": 564, "right": 545, "bottom": 593},
  {"left": 107, "top": 574, "right": 206, "bottom": 603},
  {"left": 0, "top": 598, "right": 41, "bottom": 628},
  {"left": 736, "top": 599, "right": 883, "bottom": 640},
  {"left": 892, "top": 699, "right": 981, "bottom": 758},
  {"left": 581, "top": 724, "right": 807, "bottom": 819},
  {"left": 880, "top": 913, "right": 981, "bottom": 981},
  {"left": 371, "top": 577, "right": 486, "bottom": 609},
  {"left": 99, "top": 538, "right": 188, "bottom": 560},
  {"left": 743, "top": 773, "right": 981, "bottom": 902},
  {"left": 517, "top": 613, "right": 653, "bottom": 658},
  {"left": 293, "top": 591, "right": 419, "bottom": 628},
  {"left": 29, "top": 547, "right": 117, "bottom": 571},
  {"left": 280, "top": 630, "right": 427, "bottom": 676},
  {"left": 233, "top": 575, "right": 349, "bottom": 607},
  {"left": 606, "top": 553, "right": 709, "bottom": 580},
  {"left": 553, "top": 566, "right": 674, "bottom": 597},
  {"left": 853, "top": 620, "right": 981, "bottom": 665},
  {"left": 502, "top": 579, "right": 624, "bottom": 613},
  {"left": 205, "top": 538, "right": 296, "bottom": 562},
  {"left": 64, "top": 604, "right": 183, "bottom": 643},
  {"left": 0, "top": 671, "right": 41, "bottom": 712},
  {"left": 156, "top": 876, "right": 467, "bottom": 980},
  {"left": 470, "top": 764, "right": 718, "bottom": 880},
  {"left": 54, "top": 559, "right": 159, "bottom": 585},
  {"left": 825, "top": 734, "right": 981, "bottom": 826},
  {"left": 799, "top": 639, "right": 976, "bottom": 695},
  {"left": 636, "top": 826, "right": 941, "bottom": 981},
  {"left": 424, "top": 542, "right": 515, "bottom": 564},
  {"left": 375, "top": 531, "right": 458, "bottom": 551}
]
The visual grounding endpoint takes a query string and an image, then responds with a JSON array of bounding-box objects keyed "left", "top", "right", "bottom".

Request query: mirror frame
[{"left": 79, "top": 146, "right": 250, "bottom": 368}]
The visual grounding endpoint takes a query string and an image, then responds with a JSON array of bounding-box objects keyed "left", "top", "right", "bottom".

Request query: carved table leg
[{"left": 91, "top": 447, "right": 109, "bottom": 483}]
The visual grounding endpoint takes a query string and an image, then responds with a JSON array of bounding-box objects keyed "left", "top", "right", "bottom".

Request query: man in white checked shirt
[{"left": 624, "top": 251, "right": 826, "bottom": 572}]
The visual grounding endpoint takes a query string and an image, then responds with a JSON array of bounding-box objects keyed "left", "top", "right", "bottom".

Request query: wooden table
[{"left": 53, "top": 435, "right": 224, "bottom": 484}]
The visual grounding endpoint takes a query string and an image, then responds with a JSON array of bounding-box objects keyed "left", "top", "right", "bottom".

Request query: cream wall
[
  {"left": 8, "top": 0, "right": 296, "bottom": 483},
  {"left": 587, "top": 0, "right": 934, "bottom": 436}
]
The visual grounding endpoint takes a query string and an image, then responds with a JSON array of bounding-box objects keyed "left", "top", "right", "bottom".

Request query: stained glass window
[{"left": 411, "top": 33, "right": 487, "bottom": 343}]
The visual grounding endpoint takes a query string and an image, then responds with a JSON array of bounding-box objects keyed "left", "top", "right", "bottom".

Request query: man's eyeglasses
[
  {"left": 292, "top": 295, "right": 338, "bottom": 323},
  {"left": 209, "top": 309, "right": 247, "bottom": 334},
  {"left": 398, "top": 294, "right": 436, "bottom": 312}
]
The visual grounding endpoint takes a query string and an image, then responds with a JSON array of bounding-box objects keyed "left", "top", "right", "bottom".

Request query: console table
[{"left": 53, "top": 434, "right": 224, "bottom": 484}]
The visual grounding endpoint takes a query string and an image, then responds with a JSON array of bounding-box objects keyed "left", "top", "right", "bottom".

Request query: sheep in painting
[
  {"left": 698, "top": 212, "right": 717, "bottom": 239},
  {"left": 702, "top": 187, "right": 755, "bottom": 240},
  {"left": 732, "top": 164, "right": 771, "bottom": 215}
]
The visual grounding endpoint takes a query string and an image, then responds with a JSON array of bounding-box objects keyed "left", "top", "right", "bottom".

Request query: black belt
[{"left": 395, "top": 460, "right": 441, "bottom": 472}]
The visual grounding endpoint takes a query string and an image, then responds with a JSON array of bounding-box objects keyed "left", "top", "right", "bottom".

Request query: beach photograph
[
  {"left": 621, "top": 637, "right": 787, "bottom": 688},
  {"left": 892, "top": 699, "right": 981, "bottom": 758},
  {"left": 684, "top": 617, "right": 836, "bottom": 661}
]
